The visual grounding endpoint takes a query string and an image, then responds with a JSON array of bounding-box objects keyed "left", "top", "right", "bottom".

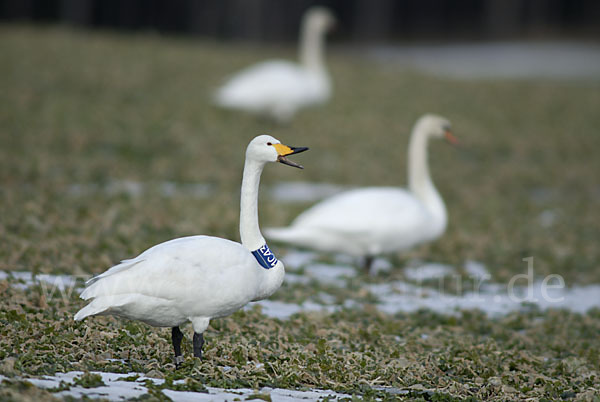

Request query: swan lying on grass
[
  {"left": 266, "top": 114, "right": 457, "bottom": 273},
  {"left": 214, "top": 7, "right": 335, "bottom": 123},
  {"left": 74, "top": 135, "right": 308, "bottom": 367}
]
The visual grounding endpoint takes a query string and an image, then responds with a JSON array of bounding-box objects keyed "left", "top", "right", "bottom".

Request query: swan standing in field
[
  {"left": 265, "top": 114, "right": 457, "bottom": 273},
  {"left": 74, "top": 135, "right": 308, "bottom": 367},
  {"left": 214, "top": 7, "right": 335, "bottom": 123}
]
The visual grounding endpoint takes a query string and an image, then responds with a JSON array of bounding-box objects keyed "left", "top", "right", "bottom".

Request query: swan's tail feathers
[
  {"left": 80, "top": 275, "right": 122, "bottom": 300},
  {"left": 213, "top": 89, "right": 226, "bottom": 106},
  {"left": 213, "top": 86, "right": 238, "bottom": 108},
  {"left": 74, "top": 300, "right": 109, "bottom": 321},
  {"left": 264, "top": 227, "right": 292, "bottom": 243},
  {"left": 85, "top": 258, "right": 144, "bottom": 286},
  {"left": 80, "top": 282, "right": 100, "bottom": 300}
]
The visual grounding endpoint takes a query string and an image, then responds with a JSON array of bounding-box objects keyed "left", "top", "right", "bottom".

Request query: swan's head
[
  {"left": 303, "top": 6, "right": 336, "bottom": 33},
  {"left": 246, "top": 135, "right": 309, "bottom": 168},
  {"left": 416, "top": 114, "right": 457, "bottom": 144}
]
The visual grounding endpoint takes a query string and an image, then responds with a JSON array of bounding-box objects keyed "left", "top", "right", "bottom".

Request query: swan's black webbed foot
[
  {"left": 363, "top": 256, "right": 374, "bottom": 275},
  {"left": 193, "top": 332, "right": 204, "bottom": 359},
  {"left": 172, "top": 326, "right": 184, "bottom": 369}
]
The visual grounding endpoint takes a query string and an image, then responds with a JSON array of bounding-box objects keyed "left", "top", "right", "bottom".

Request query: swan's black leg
[
  {"left": 172, "top": 326, "right": 184, "bottom": 368},
  {"left": 363, "top": 256, "right": 374, "bottom": 274},
  {"left": 193, "top": 332, "right": 204, "bottom": 359}
]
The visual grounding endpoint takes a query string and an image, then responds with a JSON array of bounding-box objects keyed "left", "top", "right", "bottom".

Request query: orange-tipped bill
[
  {"left": 273, "top": 143, "right": 309, "bottom": 169},
  {"left": 444, "top": 130, "right": 459, "bottom": 145}
]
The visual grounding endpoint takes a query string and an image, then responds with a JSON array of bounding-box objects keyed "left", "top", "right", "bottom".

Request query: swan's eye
[{"left": 267, "top": 142, "right": 272, "bottom": 146}]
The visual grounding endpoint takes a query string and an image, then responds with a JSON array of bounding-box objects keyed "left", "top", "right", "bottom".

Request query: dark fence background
[{"left": 1, "top": 0, "right": 599, "bottom": 42}]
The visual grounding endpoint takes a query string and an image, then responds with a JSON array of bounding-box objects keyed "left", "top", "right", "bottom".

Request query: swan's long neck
[
  {"left": 240, "top": 158, "right": 266, "bottom": 251},
  {"left": 299, "top": 22, "right": 326, "bottom": 73},
  {"left": 408, "top": 125, "right": 447, "bottom": 231}
]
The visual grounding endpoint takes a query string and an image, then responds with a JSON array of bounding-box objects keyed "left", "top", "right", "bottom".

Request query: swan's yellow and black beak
[
  {"left": 273, "top": 143, "right": 309, "bottom": 169},
  {"left": 444, "top": 129, "right": 459, "bottom": 146}
]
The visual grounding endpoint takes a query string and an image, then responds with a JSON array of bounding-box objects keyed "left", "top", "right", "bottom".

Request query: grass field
[{"left": 1, "top": 25, "right": 600, "bottom": 400}]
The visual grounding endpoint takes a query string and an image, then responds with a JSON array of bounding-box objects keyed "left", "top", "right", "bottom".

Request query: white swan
[
  {"left": 265, "top": 114, "right": 457, "bottom": 273},
  {"left": 74, "top": 135, "right": 308, "bottom": 367},
  {"left": 214, "top": 7, "right": 335, "bottom": 123}
]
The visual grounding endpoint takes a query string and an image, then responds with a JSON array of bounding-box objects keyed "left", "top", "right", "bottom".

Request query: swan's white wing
[
  {"left": 266, "top": 188, "right": 432, "bottom": 255},
  {"left": 84, "top": 236, "right": 217, "bottom": 286},
  {"left": 77, "top": 236, "right": 264, "bottom": 324},
  {"left": 295, "top": 188, "right": 425, "bottom": 230},
  {"left": 85, "top": 258, "right": 144, "bottom": 286},
  {"left": 215, "top": 61, "right": 327, "bottom": 110}
]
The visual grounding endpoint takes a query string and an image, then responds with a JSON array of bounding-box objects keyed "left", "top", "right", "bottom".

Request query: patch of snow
[
  {"left": 316, "top": 292, "right": 337, "bottom": 305},
  {"left": 333, "top": 253, "right": 356, "bottom": 265},
  {"left": 0, "top": 271, "right": 82, "bottom": 291},
  {"left": 158, "top": 385, "right": 353, "bottom": 402},
  {"left": 463, "top": 260, "right": 491, "bottom": 280},
  {"left": 368, "top": 278, "right": 600, "bottom": 317},
  {"left": 403, "top": 262, "right": 455, "bottom": 282},
  {"left": 280, "top": 249, "right": 320, "bottom": 270},
  {"left": 250, "top": 300, "right": 338, "bottom": 320},
  {"left": 0, "top": 271, "right": 33, "bottom": 290},
  {"left": 268, "top": 182, "right": 347, "bottom": 203},
  {"left": 366, "top": 41, "right": 600, "bottom": 80},
  {"left": 27, "top": 371, "right": 149, "bottom": 400},
  {"left": 67, "top": 180, "right": 214, "bottom": 199},
  {"left": 370, "top": 258, "right": 393, "bottom": 275},
  {"left": 6, "top": 371, "right": 353, "bottom": 401},
  {"left": 284, "top": 273, "right": 312, "bottom": 285},
  {"left": 260, "top": 387, "right": 352, "bottom": 401},
  {"left": 161, "top": 181, "right": 214, "bottom": 199},
  {"left": 304, "top": 263, "right": 356, "bottom": 286}
]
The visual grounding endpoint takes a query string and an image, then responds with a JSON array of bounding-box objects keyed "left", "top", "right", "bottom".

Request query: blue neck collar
[{"left": 252, "top": 244, "right": 278, "bottom": 269}]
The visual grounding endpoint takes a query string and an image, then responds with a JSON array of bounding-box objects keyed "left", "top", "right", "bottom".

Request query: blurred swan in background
[
  {"left": 265, "top": 114, "right": 457, "bottom": 273},
  {"left": 214, "top": 7, "right": 335, "bottom": 123},
  {"left": 74, "top": 135, "right": 308, "bottom": 367}
]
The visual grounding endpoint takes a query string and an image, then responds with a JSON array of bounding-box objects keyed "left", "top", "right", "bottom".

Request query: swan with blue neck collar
[{"left": 74, "top": 135, "right": 307, "bottom": 367}]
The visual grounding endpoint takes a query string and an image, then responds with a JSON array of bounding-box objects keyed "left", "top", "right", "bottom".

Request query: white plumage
[
  {"left": 214, "top": 7, "right": 335, "bottom": 122},
  {"left": 265, "top": 114, "right": 456, "bottom": 272},
  {"left": 75, "top": 236, "right": 280, "bottom": 328},
  {"left": 265, "top": 188, "right": 436, "bottom": 257},
  {"left": 75, "top": 135, "right": 308, "bottom": 366}
]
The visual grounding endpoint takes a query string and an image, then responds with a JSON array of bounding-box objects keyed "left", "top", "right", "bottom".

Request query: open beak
[
  {"left": 444, "top": 130, "right": 459, "bottom": 146},
  {"left": 273, "top": 144, "right": 309, "bottom": 169}
]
